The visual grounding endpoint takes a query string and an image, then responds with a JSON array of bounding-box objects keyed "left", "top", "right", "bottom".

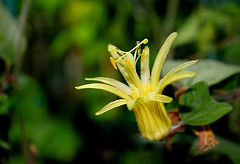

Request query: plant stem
[
  {"left": 160, "top": 121, "right": 185, "bottom": 141},
  {"left": 20, "top": 115, "right": 29, "bottom": 164},
  {"left": 14, "top": 0, "right": 31, "bottom": 77}
]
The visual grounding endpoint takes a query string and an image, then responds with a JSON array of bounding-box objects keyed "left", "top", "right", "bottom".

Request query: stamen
[
  {"left": 133, "top": 41, "right": 140, "bottom": 60},
  {"left": 124, "top": 58, "right": 134, "bottom": 69},
  {"left": 145, "top": 84, "right": 152, "bottom": 95},
  {"left": 115, "top": 57, "right": 123, "bottom": 63},
  {"left": 115, "top": 52, "right": 130, "bottom": 63},
  {"left": 131, "top": 86, "right": 140, "bottom": 98},
  {"left": 135, "top": 54, "right": 142, "bottom": 67},
  {"left": 141, "top": 49, "right": 145, "bottom": 62},
  {"left": 110, "top": 57, "right": 117, "bottom": 70},
  {"left": 110, "top": 38, "right": 148, "bottom": 71},
  {"left": 129, "top": 38, "right": 148, "bottom": 53}
]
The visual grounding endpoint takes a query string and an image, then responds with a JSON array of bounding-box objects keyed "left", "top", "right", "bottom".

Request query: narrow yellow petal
[
  {"left": 158, "top": 71, "right": 196, "bottom": 93},
  {"left": 126, "top": 98, "right": 137, "bottom": 111},
  {"left": 164, "top": 60, "right": 198, "bottom": 78},
  {"left": 108, "top": 44, "right": 119, "bottom": 58},
  {"left": 75, "top": 83, "right": 131, "bottom": 99},
  {"left": 151, "top": 94, "right": 173, "bottom": 103},
  {"left": 95, "top": 99, "right": 127, "bottom": 115},
  {"left": 141, "top": 46, "right": 150, "bottom": 84},
  {"left": 151, "top": 32, "right": 178, "bottom": 91},
  {"left": 85, "top": 77, "right": 132, "bottom": 95}
]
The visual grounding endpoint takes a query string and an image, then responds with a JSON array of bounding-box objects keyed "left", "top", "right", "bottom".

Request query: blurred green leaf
[
  {"left": 31, "top": 119, "right": 82, "bottom": 162},
  {"left": 35, "top": 0, "right": 65, "bottom": 14},
  {"left": 10, "top": 75, "right": 48, "bottom": 120},
  {"left": 174, "top": 6, "right": 229, "bottom": 49},
  {"left": 174, "top": 13, "right": 200, "bottom": 47},
  {"left": 0, "top": 33, "right": 3, "bottom": 41},
  {"left": 9, "top": 75, "right": 82, "bottom": 162},
  {"left": 0, "top": 4, "right": 26, "bottom": 64},
  {"left": 48, "top": 30, "right": 71, "bottom": 59},
  {"left": 0, "top": 94, "right": 9, "bottom": 115},
  {"left": 162, "top": 60, "right": 240, "bottom": 87},
  {"left": 222, "top": 44, "right": 240, "bottom": 65},
  {"left": 228, "top": 101, "right": 240, "bottom": 134},
  {"left": 196, "top": 22, "right": 215, "bottom": 53},
  {"left": 121, "top": 150, "right": 163, "bottom": 164},
  {"left": 0, "top": 139, "right": 11, "bottom": 150},
  {"left": 213, "top": 75, "right": 239, "bottom": 93},
  {"left": 179, "top": 82, "right": 232, "bottom": 125},
  {"left": 61, "top": 1, "right": 98, "bottom": 25}
]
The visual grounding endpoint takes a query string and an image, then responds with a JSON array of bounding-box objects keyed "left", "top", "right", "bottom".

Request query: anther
[
  {"left": 141, "top": 49, "right": 145, "bottom": 62},
  {"left": 110, "top": 57, "right": 118, "bottom": 70},
  {"left": 124, "top": 58, "right": 134, "bottom": 69}
]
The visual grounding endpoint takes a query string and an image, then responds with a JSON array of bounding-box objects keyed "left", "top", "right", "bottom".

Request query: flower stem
[{"left": 160, "top": 121, "right": 185, "bottom": 141}]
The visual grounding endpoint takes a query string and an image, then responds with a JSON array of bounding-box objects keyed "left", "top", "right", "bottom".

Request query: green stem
[
  {"left": 20, "top": 115, "right": 29, "bottom": 164},
  {"left": 14, "top": 0, "right": 31, "bottom": 77}
]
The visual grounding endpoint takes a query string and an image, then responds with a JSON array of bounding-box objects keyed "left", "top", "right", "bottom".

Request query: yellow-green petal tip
[{"left": 171, "top": 32, "right": 178, "bottom": 36}]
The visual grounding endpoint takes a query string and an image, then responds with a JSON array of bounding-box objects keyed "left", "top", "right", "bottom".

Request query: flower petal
[
  {"left": 133, "top": 99, "right": 171, "bottom": 140},
  {"left": 151, "top": 32, "right": 177, "bottom": 91},
  {"left": 85, "top": 77, "right": 132, "bottom": 95},
  {"left": 127, "top": 98, "right": 137, "bottom": 111},
  {"left": 95, "top": 99, "right": 127, "bottom": 115},
  {"left": 141, "top": 46, "right": 150, "bottom": 84},
  {"left": 157, "top": 71, "right": 196, "bottom": 93},
  {"left": 75, "top": 83, "right": 131, "bottom": 99},
  {"left": 164, "top": 60, "right": 198, "bottom": 78},
  {"left": 151, "top": 94, "right": 173, "bottom": 103}
]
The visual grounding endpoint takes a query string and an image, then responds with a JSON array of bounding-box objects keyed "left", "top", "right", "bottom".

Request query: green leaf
[
  {"left": 0, "top": 33, "right": 3, "bottom": 41},
  {"left": 162, "top": 60, "right": 240, "bottom": 87},
  {"left": 174, "top": 13, "right": 200, "bottom": 47},
  {"left": 0, "top": 139, "right": 11, "bottom": 150},
  {"left": 32, "top": 120, "right": 82, "bottom": 162},
  {"left": 0, "top": 94, "right": 9, "bottom": 115},
  {"left": 179, "top": 82, "right": 232, "bottom": 125},
  {"left": 0, "top": 4, "right": 26, "bottom": 64}
]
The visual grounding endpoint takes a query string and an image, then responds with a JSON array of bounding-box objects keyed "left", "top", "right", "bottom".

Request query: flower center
[{"left": 131, "top": 83, "right": 152, "bottom": 99}]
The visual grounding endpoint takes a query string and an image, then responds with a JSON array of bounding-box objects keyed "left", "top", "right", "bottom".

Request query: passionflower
[{"left": 76, "top": 32, "right": 197, "bottom": 141}]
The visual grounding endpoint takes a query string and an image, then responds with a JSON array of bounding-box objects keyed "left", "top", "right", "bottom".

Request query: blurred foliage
[
  {"left": 0, "top": 3, "right": 26, "bottom": 65},
  {"left": 9, "top": 75, "right": 81, "bottom": 162},
  {"left": 0, "top": 0, "right": 240, "bottom": 164},
  {"left": 162, "top": 59, "right": 240, "bottom": 87}
]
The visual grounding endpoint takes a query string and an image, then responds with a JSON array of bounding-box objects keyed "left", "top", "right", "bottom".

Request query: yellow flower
[{"left": 75, "top": 32, "right": 197, "bottom": 141}]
